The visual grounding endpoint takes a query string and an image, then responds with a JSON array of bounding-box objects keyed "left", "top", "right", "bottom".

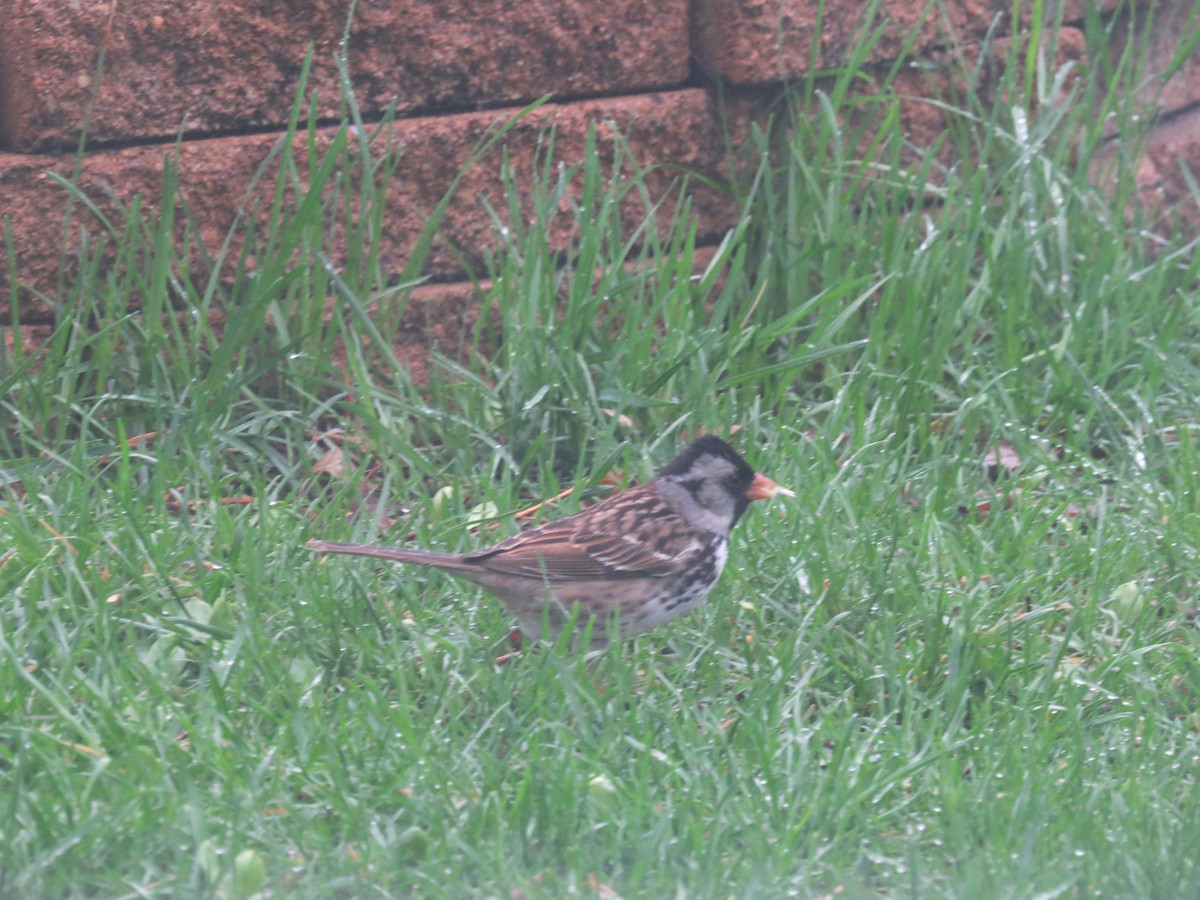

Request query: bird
[{"left": 307, "top": 435, "right": 793, "bottom": 648}]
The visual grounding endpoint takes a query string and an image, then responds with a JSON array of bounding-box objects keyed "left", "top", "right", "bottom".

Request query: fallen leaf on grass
[
  {"left": 983, "top": 439, "right": 1021, "bottom": 480},
  {"left": 312, "top": 445, "right": 345, "bottom": 478},
  {"left": 164, "top": 492, "right": 253, "bottom": 514},
  {"left": 958, "top": 489, "right": 1018, "bottom": 517},
  {"left": 600, "top": 408, "right": 635, "bottom": 429}
]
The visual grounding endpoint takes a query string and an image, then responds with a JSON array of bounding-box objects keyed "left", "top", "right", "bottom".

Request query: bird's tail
[{"left": 306, "top": 539, "right": 470, "bottom": 569}]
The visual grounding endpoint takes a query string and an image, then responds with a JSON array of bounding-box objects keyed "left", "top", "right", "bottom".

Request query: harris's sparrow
[{"left": 308, "top": 436, "right": 792, "bottom": 647}]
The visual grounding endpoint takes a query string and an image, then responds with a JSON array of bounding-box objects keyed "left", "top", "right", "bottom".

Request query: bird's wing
[{"left": 464, "top": 484, "right": 706, "bottom": 580}]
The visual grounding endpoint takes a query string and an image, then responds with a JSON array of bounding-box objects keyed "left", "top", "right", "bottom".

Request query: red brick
[
  {"left": 0, "top": 0, "right": 689, "bottom": 152},
  {"left": 692, "top": 0, "right": 1124, "bottom": 86},
  {"left": 2, "top": 90, "right": 736, "bottom": 319},
  {"left": 1107, "top": 0, "right": 1200, "bottom": 124},
  {"left": 1129, "top": 137, "right": 1200, "bottom": 234},
  {"left": 718, "top": 26, "right": 1088, "bottom": 185}
]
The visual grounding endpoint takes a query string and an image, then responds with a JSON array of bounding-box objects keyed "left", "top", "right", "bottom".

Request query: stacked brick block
[{"left": 1, "top": 1, "right": 1197, "bottom": 362}]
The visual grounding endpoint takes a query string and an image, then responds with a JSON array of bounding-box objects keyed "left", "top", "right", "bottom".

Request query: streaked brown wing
[{"left": 464, "top": 483, "right": 702, "bottom": 580}]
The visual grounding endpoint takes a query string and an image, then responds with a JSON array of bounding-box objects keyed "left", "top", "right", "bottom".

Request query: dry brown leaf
[
  {"left": 983, "top": 439, "right": 1021, "bottom": 480},
  {"left": 312, "top": 446, "right": 346, "bottom": 478},
  {"left": 599, "top": 408, "right": 635, "bottom": 429}
]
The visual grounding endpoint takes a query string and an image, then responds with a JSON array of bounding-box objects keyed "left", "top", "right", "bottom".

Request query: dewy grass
[{"left": 5, "top": 6, "right": 1200, "bottom": 896}]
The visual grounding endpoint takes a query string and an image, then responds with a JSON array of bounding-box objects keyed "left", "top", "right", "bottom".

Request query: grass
[{"left": 4, "top": 4, "right": 1200, "bottom": 896}]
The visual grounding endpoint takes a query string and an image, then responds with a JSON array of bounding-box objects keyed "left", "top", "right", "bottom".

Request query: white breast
[{"left": 711, "top": 539, "right": 729, "bottom": 578}]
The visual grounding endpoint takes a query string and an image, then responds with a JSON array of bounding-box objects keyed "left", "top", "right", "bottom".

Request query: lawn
[{"left": 4, "top": 14, "right": 1200, "bottom": 899}]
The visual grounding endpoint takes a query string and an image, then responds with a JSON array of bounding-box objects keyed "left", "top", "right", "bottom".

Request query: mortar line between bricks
[{"left": 8, "top": 81, "right": 712, "bottom": 158}]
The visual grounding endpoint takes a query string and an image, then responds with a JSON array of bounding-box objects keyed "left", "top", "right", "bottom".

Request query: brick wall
[{"left": 1, "top": 1, "right": 1197, "bottom": 344}]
